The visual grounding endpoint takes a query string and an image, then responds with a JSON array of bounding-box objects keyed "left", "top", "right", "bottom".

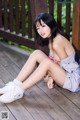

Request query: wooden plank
[
  {"left": 56, "top": 86, "right": 80, "bottom": 109},
  {"left": 0, "top": 52, "right": 20, "bottom": 77},
  {"left": 0, "top": 42, "right": 29, "bottom": 68},
  {"left": 0, "top": 63, "right": 13, "bottom": 84},
  {"left": 37, "top": 82, "right": 80, "bottom": 120},
  {"left": 72, "top": 1, "right": 80, "bottom": 49},
  {"left": 2, "top": 48, "right": 27, "bottom": 69},
  {"left": 6, "top": 101, "right": 35, "bottom": 120},
  {"left": 21, "top": 89, "right": 55, "bottom": 120},
  {"left": 25, "top": 85, "right": 71, "bottom": 120}
]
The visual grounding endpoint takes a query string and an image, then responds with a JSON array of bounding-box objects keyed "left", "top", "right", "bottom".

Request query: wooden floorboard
[{"left": 0, "top": 42, "right": 80, "bottom": 120}]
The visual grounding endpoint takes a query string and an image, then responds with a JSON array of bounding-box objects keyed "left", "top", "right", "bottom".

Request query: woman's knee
[
  {"left": 33, "top": 50, "right": 43, "bottom": 55},
  {"left": 31, "top": 50, "right": 47, "bottom": 62},
  {"left": 42, "top": 58, "right": 54, "bottom": 67}
]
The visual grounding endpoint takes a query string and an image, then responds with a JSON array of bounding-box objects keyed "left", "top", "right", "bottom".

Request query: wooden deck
[{"left": 0, "top": 42, "right": 80, "bottom": 120}]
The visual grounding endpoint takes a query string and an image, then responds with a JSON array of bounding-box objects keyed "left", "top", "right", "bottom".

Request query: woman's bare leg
[
  {"left": 0, "top": 57, "right": 67, "bottom": 103},
  {"left": 16, "top": 50, "right": 48, "bottom": 82},
  {"left": 20, "top": 58, "right": 67, "bottom": 90},
  {"left": 0, "top": 50, "right": 48, "bottom": 95}
]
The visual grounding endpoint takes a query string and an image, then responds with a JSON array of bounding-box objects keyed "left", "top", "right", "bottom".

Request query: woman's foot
[
  {"left": 47, "top": 77, "right": 55, "bottom": 89},
  {"left": 0, "top": 79, "right": 22, "bottom": 94},
  {"left": 0, "top": 82, "right": 16, "bottom": 94},
  {"left": 0, "top": 85, "right": 24, "bottom": 103}
]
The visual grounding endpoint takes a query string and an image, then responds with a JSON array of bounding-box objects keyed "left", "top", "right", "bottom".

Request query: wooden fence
[{"left": 0, "top": 0, "right": 79, "bottom": 49}]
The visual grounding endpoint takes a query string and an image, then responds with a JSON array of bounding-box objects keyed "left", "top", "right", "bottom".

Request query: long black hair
[{"left": 33, "top": 12, "right": 65, "bottom": 46}]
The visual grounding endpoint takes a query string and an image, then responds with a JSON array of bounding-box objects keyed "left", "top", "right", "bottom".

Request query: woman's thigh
[{"left": 44, "top": 59, "right": 67, "bottom": 87}]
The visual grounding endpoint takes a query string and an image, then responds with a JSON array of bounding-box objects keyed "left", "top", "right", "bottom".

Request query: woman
[{"left": 0, "top": 13, "right": 80, "bottom": 103}]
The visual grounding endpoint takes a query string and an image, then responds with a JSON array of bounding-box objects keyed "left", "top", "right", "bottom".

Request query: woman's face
[{"left": 36, "top": 20, "right": 51, "bottom": 38}]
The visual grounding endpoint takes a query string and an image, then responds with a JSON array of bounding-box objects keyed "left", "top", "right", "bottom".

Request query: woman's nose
[
  {"left": 40, "top": 27, "right": 44, "bottom": 32},
  {"left": 39, "top": 28, "right": 43, "bottom": 33}
]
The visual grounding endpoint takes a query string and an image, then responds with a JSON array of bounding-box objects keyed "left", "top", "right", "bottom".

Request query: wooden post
[
  {"left": 28, "top": 0, "right": 48, "bottom": 50},
  {"left": 28, "top": 0, "right": 48, "bottom": 23},
  {"left": 72, "top": 0, "right": 80, "bottom": 49},
  {"left": 0, "top": 0, "right": 2, "bottom": 28}
]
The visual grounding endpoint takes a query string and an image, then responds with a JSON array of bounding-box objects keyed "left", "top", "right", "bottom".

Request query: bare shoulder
[
  {"left": 52, "top": 34, "right": 68, "bottom": 49},
  {"left": 52, "top": 34, "right": 75, "bottom": 55},
  {"left": 53, "top": 34, "right": 69, "bottom": 44}
]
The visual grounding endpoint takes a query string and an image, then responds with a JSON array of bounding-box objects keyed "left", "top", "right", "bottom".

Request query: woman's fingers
[{"left": 47, "top": 78, "right": 54, "bottom": 89}]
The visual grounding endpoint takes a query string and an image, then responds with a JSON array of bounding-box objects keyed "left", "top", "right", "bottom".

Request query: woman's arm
[{"left": 52, "top": 34, "right": 75, "bottom": 60}]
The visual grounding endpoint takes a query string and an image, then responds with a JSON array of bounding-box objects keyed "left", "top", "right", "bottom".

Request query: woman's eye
[
  {"left": 42, "top": 25, "right": 45, "bottom": 27},
  {"left": 36, "top": 28, "right": 39, "bottom": 30}
]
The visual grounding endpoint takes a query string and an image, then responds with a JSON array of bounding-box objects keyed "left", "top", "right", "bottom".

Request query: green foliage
[
  {"left": 19, "top": 45, "right": 34, "bottom": 53},
  {"left": 53, "top": 1, "right": 73, "bottom": 36}
]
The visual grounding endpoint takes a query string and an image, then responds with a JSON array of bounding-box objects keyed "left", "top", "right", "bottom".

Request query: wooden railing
[{"left": 0, "top": 0, "right": 78, "bottom": 49}]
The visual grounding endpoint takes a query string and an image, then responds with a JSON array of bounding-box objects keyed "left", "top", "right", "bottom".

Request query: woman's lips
[{"left": 41, "top": 33, "right": 45, "bottom": 36}]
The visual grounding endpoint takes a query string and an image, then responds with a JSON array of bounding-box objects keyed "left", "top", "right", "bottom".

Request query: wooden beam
[
  {"left": 0, "top": 0, "right": 2, "bottom": 28},
  {"left": 72, "top": 0, "right": 80, "bottom": 49},
  {"left": 0, "top": 28, "right": 37, "bottom": 49}
]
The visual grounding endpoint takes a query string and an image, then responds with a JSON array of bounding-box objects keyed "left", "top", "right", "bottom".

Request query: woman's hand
[
  {"left": 47, "top": 77, "right": 55, "bottom": 89},
  {"left": 44, "top": 75, "right": 55, "bottom": 89}
]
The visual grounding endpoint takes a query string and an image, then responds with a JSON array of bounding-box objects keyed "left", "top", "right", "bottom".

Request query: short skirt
[{"left": 60, "top": 53, "right": 80, "bottom": 92}]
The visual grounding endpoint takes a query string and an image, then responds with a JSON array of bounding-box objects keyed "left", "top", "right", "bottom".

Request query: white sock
[
  {"left": 13, "top": 79, "right": 22, "bottom": 86},
  {"left": 17, "top": 85, "right": 25, "bottom": 94},
  {"left": 13, "top": 79, "right": 25, "bottom": 93}
]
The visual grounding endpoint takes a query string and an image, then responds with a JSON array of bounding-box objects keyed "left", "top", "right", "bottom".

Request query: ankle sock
[
  {"left": 17, "top": 85, "right": 24, "bottom": 94},
  {"left": 13, "top": 79, "right": 25, "bottom": 93},
  {"left": 13, "top": 79, "right": 22, "bottom": 86}
]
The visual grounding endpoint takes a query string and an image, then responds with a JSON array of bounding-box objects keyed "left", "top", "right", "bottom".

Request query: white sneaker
[
  {"left": 0, "top": 79, "right": 22, "bottom": 94},
  {"left": 0, "top": 82, "right": 15, "bottom": 94},
  {"left": 0, "top": 85, "right": 24, "bottom": 103}
]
